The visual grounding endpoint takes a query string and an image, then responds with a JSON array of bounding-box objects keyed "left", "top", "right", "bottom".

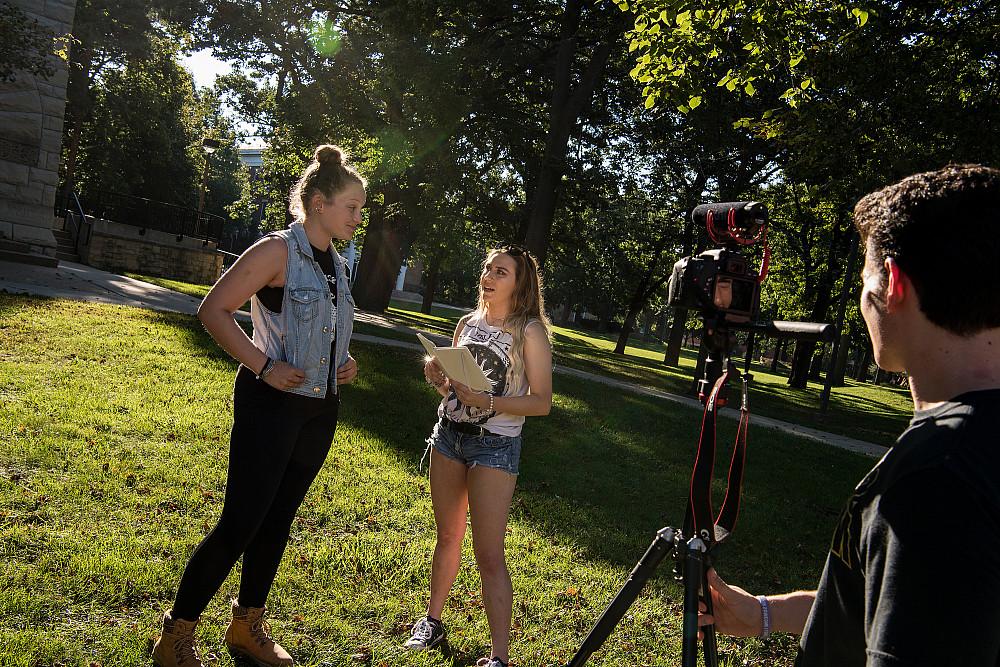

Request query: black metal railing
[
  {"left": 72, "top": 190, "right": 226, "bottom": 242},
  {"left": 63, "top": 191, "right": 88, "bottom": 251}
]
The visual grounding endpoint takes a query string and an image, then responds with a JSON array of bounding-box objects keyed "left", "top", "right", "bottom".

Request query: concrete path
[{"left": 0, "top": 259, "right": 889, "bottom": 458}]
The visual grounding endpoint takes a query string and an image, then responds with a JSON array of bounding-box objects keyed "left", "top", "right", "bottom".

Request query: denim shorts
[{"left": 427, "top": 419, "right": 522, "bottom": 476}]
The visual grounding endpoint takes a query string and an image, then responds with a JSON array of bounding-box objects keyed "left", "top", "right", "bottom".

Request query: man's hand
[{"left": 698, "top": 569, "right": 764, "bottom": 638}]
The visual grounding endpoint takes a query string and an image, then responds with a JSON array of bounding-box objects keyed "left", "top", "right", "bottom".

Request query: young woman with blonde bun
[{"left": 153, "top": 145, "right": 365, "bottom": 667}]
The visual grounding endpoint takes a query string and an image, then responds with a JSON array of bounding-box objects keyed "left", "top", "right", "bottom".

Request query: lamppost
[{"left": 197, "top": 137, "right": 221, "bottom": 217}]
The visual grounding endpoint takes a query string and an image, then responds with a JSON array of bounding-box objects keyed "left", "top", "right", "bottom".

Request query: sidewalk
[{"left": 0, "top": 259, "right": 888, "bottom": 458}]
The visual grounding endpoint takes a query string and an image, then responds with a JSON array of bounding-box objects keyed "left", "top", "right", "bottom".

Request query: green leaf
[
  {"left": 800, "top": 78, "right": 811, "bottom": 90},
  {"left": 745, "top": 81, "right": 756, "bottom": 96},
  {"left": 645, "top": 95, "right": 656, "bottom": 109},
  {"left": 789, "top": 55, "right": 803, "bottom": 67},
  {"left": 857, "top": 9, "right": 869, "bottom": 26},
  {"left": 688, "top": 95, "right": 702, "bottom": 109}
]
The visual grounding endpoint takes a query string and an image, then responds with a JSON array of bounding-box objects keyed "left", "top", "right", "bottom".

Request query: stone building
[{"left": 0, "top": 0, "right": 76, "bottom": 264}]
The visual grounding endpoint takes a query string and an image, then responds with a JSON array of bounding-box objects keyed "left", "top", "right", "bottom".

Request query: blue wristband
[{"left": 757, "top": 595, "right": 771, "bottom": 639}]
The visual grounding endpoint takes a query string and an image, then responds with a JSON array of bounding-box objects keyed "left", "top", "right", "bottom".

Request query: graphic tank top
[{"left": 438, "top": 312, "right": 528, "bottom": 437}]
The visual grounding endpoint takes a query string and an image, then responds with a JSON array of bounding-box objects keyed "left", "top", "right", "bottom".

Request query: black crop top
[{"left": 256, "top": 244, "right": 339, "bottom": 313}]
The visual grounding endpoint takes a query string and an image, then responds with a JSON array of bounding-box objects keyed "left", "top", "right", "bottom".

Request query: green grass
[
  {"left": 0, "top": 295, "right": 877, "bottom": 666},
  {"left": 121, "top": 275, "right": 910, "bottom": 446},
  {"left": 378, "top": 302, "right": 910, "bottom": 447},
  {"left": 125, "top": 273, "right": 213, "bottom": 299}
]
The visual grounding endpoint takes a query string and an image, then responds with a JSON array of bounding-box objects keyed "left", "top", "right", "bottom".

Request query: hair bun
[{"left": 314, "top": 144, "right": 345, "bottom": 166}]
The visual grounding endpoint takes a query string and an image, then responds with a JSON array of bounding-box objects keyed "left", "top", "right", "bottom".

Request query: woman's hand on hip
[
  {"left": 265, "top": 361, "right": 306, "bottom": 390},
  {"left": 336, "top": 354, "right": 358, "bottom": 385}
]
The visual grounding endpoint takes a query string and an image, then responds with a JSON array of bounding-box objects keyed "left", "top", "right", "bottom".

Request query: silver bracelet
[
  {"left": 488, "top": 394, "right": 495, "bottom": 413},
  {"left": 757, "top": 595, "right": 771, "bottom": 639}
]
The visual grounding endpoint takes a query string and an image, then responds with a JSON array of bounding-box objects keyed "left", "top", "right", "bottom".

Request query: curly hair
[{"left": 853, "top": 164, "right": 1000, "bottom": 335}]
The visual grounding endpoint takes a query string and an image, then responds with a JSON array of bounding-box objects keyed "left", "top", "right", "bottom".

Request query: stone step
[
  {"left": 0, "top": 238, "right": 33, "bottom": 254},
  {"left": 0, "top": 247, "right": 59, "bottom": 268},
  {"left": 55, "top": 250, "right": 80, "bottom": 262}
]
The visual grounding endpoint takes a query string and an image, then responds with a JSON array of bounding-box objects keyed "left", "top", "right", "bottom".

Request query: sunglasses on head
[{"left": 500, "top": 244, "right": 527, "bottom": 257}]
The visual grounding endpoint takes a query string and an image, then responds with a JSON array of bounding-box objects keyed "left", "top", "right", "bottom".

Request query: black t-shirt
[
  {"left": 256, "top": 243, "right": 338, "bottom": 381},
  {"left": 796, "top": 389, "right": 1000, "bottom": 667},
  {"left": 256, "top": 243, "right": 338, "bottom": 313}
]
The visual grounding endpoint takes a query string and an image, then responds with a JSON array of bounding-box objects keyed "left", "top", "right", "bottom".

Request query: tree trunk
[
  {"left": 855, "top": 346, "right": 871, "bottom": 381},
  {"left": 557, "top": 303, "right": 572, "bottom": 325},
  {"left": 809, "top": 349, "right": 825, "bottom": 380},
  {"left": 420, "top": 252, "right": 442, "bottom": 314},
  {"left": 521, "top": 0, "right": 618, "bottom": 266},
  {"left": 352, "top": 194, "right": 410, "bottom": 312},
  {"left": 789, "top": 340, "right": 817, "bottom": 387},
  {"left": 770, "top": 338, "right": 785, "bottom": 373},
  {"left": 663, "top": 308, "right": 687, "bottom": 366},
  {"left": 832, "top": 331, "right": 851, "bottom": 385}
]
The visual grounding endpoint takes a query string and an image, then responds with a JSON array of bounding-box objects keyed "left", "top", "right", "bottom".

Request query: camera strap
[{"left": 684, "top": 369, "right": 750, "bottom": 548}]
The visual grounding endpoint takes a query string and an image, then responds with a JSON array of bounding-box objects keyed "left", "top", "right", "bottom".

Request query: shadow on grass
[
  {"left": 341, "top": 341, "right": 875, "bottom": 595},
  {"left": 113, "top": 305, "right": 877, "bottom": 597}
]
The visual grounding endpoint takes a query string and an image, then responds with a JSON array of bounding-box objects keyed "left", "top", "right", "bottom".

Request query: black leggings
[{"left": 172, "top": 366, "right": 339, "bottom": 620}]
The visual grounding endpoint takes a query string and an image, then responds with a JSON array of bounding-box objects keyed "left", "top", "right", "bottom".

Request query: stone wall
[
  {"left": 0, "top": 0, "right": 76, "bottom": 256},
  {"left": 78, "top": 217, "right": 224, "bottom": 285}
]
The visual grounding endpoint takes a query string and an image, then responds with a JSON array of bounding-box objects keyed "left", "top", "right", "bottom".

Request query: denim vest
[{"left": 249, "top": 222, "right": 354, "bottom": 398}]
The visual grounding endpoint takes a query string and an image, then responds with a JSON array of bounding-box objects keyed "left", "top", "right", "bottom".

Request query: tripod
[{"left": 566, "top": 320, "right": 752, "bottom": 667}]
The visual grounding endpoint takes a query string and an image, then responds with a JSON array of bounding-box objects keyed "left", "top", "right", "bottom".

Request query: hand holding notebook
[{"left": 417, "top": 332, "right": 493, "bottom": 392}]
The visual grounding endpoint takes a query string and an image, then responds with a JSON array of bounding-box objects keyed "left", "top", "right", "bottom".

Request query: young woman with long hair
[{"left": 404, "top": 246, "right": 553, "bottom": 667}]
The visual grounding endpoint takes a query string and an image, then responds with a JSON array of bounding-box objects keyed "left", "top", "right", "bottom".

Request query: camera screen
[{"left": 713, "top": 274, "right": 756, "bottom": 321}]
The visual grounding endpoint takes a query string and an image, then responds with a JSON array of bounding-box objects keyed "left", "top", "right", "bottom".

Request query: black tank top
[{"left": 256, "top": 243, "right": 339, "bottom": 313}]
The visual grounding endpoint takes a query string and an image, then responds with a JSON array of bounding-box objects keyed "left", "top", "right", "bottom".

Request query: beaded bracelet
[{"left": 488, "top": 394, "right": 495, "bottom": 413}]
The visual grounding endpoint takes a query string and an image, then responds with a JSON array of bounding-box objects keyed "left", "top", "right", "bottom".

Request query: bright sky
[
  {"left": 181, "top": 49, "right": 266, "bottom": 149},
  {"left": 180, "top": 48, "right": 232, "bottom": 89}
]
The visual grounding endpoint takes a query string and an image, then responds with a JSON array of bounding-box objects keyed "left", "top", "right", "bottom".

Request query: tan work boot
[
  {"left": 224, "top": 599, "right": 294, "bottom": 666},
  {"left": 151, "top": 610, "right": 205, "bottom": 667}
]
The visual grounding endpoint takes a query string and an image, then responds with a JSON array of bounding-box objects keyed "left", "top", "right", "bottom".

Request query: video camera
[
  {"left": 668, "top": 201, "right": 835, "bottom": 400},
  {"left": 667, "top": 201, "right": 767, "bottom": 324}
]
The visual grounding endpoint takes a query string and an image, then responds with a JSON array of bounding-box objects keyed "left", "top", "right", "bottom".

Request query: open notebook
[{"left": 416, "top": 332, "right": 493, "bottom": 392}]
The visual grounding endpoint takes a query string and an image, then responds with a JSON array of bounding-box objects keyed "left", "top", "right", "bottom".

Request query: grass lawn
[
  {"left": 380, "top": 301, "right": 910, "bottom": 447},
  {"left": 0, "top": 295, "right": 877, "bottom": 666},
  {"left": 121, "top": 276, "right": 910, "bottom": 446}
]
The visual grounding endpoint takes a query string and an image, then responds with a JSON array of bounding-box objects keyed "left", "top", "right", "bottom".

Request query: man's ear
[{"left": 883, "top": 257, "right": 909, "bottom": 312}]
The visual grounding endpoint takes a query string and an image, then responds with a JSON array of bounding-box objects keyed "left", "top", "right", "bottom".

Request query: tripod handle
[
  {"left": 682, "top": 537, "right": 707, "bottom": 667},
  {"left": 701, "top": 566, "right": 719, "bottom": 666}
]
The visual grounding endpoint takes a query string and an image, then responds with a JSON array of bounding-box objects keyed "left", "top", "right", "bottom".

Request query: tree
[
  {"left": 61, "top": 0, "right": 203, "bottom": 198},
  {"left": 0, "top": 1, "right": 57, "bottom": 82},
  {"left": 621, "top": 0, "right": 867, "bottom": 112},
  {"left": 520, "top": 0, "right": 631, "bottom": 267},
  {"left": 75, "top": 37, "right": 201, "bottom": 206}
]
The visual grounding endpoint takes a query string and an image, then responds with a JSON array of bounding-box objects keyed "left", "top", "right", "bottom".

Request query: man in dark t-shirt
[{"left": 698, "top": 165, "right": 1000, "bottom": 666}]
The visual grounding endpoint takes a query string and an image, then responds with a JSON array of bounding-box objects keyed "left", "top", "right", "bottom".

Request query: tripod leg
[
  {"left": 701, "top": 566, "right": 718, "bottom": 667},
  {"left": 565, "top": 527, "right": 677, "bottom": 667},
  {"left": 682, "top": 537, "right": 708, "bottom": 667}
]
